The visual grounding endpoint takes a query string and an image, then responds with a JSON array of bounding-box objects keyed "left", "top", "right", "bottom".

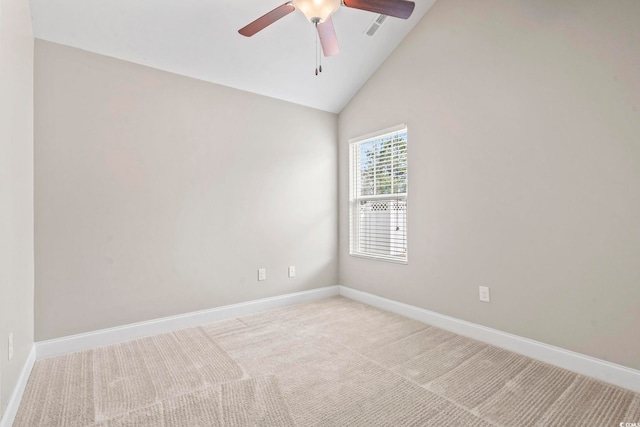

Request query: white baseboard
[
  {"left": 36, "top": 286, "right": 340, "bottom": 359},
  {"left": 31, "top": 284, "right": 640, "bottom": 395},
  {"left": 0, "top": 345, "right": 36, "bottom": 427},
  {"left": 338, "top": 285, "right": 640, "bottom": 393}
]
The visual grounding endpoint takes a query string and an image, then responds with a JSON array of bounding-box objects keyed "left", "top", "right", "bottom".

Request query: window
[{"left": 349, "top": 124, "right": 408, "bottom": 263}]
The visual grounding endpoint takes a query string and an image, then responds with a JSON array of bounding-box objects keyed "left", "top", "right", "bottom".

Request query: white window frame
[{"left": 349, "top": 124, "right": 408, "bottom": 264}]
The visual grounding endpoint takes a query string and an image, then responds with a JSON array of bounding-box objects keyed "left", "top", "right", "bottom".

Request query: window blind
[{"left": 349, "top": 125, "right": 408, "bottom": 263}]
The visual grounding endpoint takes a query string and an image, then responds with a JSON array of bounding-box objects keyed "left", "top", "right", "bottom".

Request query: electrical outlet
[
  {"left": 288, "top": 266, "right": 296, "bottom": 278},
  {"left": 8, "top": 333, "right": 14, "bottom": 361},
  {"left": 258, "top": 268, "right": 266, "bottom": 281},
  {"left": 479, "top": 286, "right": 490, "bottom": 303}
]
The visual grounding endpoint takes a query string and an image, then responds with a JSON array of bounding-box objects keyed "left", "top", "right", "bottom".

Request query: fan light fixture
[
  {"left": 238, "top": 0, "right": 415, "bottom": 74},
  {"left": 292, "top": 0, "right": 340, "bottom": 23}
]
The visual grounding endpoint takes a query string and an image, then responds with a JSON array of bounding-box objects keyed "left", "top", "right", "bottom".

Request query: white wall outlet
[
  {"left": 8, "top": 332, "right": 14, "bottom": 361},
  {"left": 479, "top": 286, "right": 491, "bottom": 303},
  {"left": 288, "top": 266, "right": 296, "bottom": 278},
  {"left": 258, "top": 268, "right": 266, "bottom": 281}
]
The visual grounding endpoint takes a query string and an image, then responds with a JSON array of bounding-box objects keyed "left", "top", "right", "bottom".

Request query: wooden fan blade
[
  {"left": 343, "top": 0, "right": 415, "bottom": 19},
  {"left": 238, "top": 2, "right": 295, "bottom": 37},
  {"left": 317, "top": 17, "right": 340, "bottom": 57}
]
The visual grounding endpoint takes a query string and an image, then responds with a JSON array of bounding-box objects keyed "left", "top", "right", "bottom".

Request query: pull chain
[
  {"left": 315, "top": 22, "right": 318, "bottom": 76},
  {"left": 314, "top": 21, "right": 323, "bottom": 76}
]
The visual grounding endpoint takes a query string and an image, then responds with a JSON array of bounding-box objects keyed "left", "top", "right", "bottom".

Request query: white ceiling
[{"left": 29, "top": 0, "right": 436, "bottom": 113}]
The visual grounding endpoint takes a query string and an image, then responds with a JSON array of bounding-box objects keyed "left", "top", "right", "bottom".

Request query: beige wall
[
  {"left": 34, "top": 40, "right": 338, "bottom": 340},
  {"left": 0, "top": 0, "right": 34, "bottom": 416},
  {"left": 339, "top": 0, "right": 640, "bottom": 370}
]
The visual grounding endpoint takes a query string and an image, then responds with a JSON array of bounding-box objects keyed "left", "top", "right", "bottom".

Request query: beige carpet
[{"left": 14, "top": 296, "right": 640, "bottom": 426}]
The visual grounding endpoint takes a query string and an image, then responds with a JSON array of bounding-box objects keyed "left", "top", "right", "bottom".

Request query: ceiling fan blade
[
  {"left": 343, "top": 0, "right": 415, "bottom": 19},
  {"left": 238, "top": 2, "right": 296, "bottom": 37},
  {"left": 317, "top": 17, "right": 340, "bottom": 57}
]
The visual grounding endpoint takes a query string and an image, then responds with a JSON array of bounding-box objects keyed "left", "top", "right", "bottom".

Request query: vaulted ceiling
[{"left": 30, "top": 0, "right": 436, "bottom": 113}]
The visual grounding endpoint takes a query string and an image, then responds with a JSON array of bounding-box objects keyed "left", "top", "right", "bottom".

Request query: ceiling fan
[{"left": 238, "top": 0, "right": 416, "bottom": 59}]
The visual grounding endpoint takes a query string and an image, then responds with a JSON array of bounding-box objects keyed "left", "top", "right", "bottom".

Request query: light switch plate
[
  {"left": 8, "top": 332, "right": 14, "bottom": 361},
  {"left": 479, "top": 286, "right": 490, "bottom": 302}
]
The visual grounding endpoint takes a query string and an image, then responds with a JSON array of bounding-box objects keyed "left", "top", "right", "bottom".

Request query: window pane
[{"left": 349, "top": 126, "right": 408, "bottom": 263}]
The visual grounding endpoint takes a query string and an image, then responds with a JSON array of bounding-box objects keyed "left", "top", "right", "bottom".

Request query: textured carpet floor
[{"left": 14, "top": 296, "right": 640, "bottom": 426}]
